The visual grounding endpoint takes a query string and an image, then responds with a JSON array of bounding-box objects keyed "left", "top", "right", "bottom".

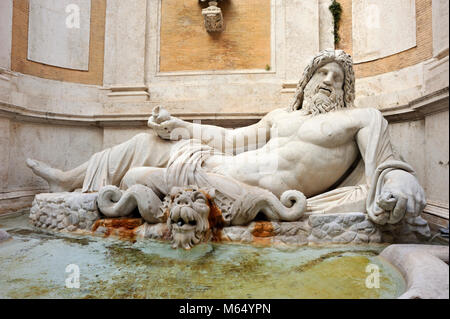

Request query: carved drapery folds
[{"left": 200, "top": 0, "right": 225, "bottom": 32}]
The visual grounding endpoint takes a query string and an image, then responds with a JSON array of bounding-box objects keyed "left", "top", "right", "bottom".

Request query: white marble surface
[
  {"left": 0, "top": 0, "right": 13, "bottom": 70},
  {"left": 27, "top": 0, "right": 91, "bottom": 70},
  {"left": 319, "top": 0, "right": 334, "bottom": 51},
  {"left": 425, "top": 110, "right": 449, "bottom": 206},
  {"left": 352, "top": 0, "right": 416, "bottom": 63},
  {"left": 432, "top": 0, "right": 449, "bottom": 57},
  {"left": 284, "top": 0, "right": 320, "bottom": 81},
  {"left": 103, "top": 0, "right": 147, "bottom": 87},
  {"left": 381, "top": 245, "right": 449, "bottom": 299}
]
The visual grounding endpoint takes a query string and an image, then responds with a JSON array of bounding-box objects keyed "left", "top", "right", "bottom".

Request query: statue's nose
[
  {"left": 323, "top": 72, "right": 334, "bottom": 86},
  {"left": 175, "top": 196, "right": 191, "bottom": 206}
]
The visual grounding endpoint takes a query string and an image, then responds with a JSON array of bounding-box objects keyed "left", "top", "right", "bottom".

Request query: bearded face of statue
[{"left": 302, "top": 62, "right": 345, "bottom": 115}]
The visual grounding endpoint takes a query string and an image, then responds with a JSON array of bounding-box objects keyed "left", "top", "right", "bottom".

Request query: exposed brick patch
[{"left": 159, "top": 0, "right": 271, "bottom": 72}]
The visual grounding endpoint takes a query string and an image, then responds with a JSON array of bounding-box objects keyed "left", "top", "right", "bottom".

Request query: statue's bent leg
[
  {"left": 27, "top": 132, "right": 176, "bottom": 193},
  {"left": 120, "top": 167, "right": 169, "bottom": 197}
]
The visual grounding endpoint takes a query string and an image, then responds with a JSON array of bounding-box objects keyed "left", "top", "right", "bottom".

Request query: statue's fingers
[
  {"left": 418, "top": 192, "right": 427, "bottom": 209},
  {"left": 414, "top": 199, "right": 426, "bottom": 216},
  {"left": 147, "top": 119, "right": 159, "bottom": 129},
  {"left": 377, "top": 191, "right": 397, "bottom": 211},
  {"left": 406, "top": 195, "right": 416, "bottom": 214},
  {"left": 389, "top": 195, "right": 407, "bottom": 224},
  {"left": 317, "top": 104, "right": 326, "bottom": 114},
  {"left": 152, "top": 105, "right": 161, "bottom": 115}
]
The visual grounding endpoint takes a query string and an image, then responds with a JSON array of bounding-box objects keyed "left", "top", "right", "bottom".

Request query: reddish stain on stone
[
  {"left": 92, "top": 218, "right": 144, "bottom": 242},
  {"left": 201, "top": 190, "right": 225, "bottom": 242},
  {"left": 252, "top": 221, "right": 275, "bottom": 238}
]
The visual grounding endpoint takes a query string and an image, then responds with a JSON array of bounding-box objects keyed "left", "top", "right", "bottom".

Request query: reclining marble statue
[{"left": 26, "top": 50, "right": 429, "bottom": 249}]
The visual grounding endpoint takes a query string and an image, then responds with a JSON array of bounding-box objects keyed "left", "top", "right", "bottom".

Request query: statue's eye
[
  {"left": 192, "top": 192, "right": 206, "bottom": 204},
  {"left": 196, "top": 197, "right": 206, "bottom": 204}
]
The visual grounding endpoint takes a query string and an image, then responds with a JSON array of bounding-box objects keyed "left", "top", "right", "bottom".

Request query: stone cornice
[
  {"left": 1, "top": 87, "right": 448, "bottom": 127},
  {"left": 0, "top": 101, "right": 263, "bottom": 128},
  {"left": 381, "top": 87, "right": 449, "bottom": 123}
]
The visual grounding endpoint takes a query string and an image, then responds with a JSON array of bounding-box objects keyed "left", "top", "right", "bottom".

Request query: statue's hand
[
  {"left": 148, "top": 106, "right": 188, "bottom": 140},
  {"left": 149, "top": 106, "right": 171, "bottom": 124},
  {"left": 375, "top": 170, "right": 426, "bottom": 224}
]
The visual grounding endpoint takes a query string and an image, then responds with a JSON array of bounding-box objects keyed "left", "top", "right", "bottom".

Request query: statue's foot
[{"left": 26, "top": 159, "right": 72, "bottom": 193}]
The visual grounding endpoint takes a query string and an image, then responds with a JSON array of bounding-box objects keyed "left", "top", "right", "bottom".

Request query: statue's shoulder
[
  {"left": 267, "top": 107, "right": 288, "bottom": 116},
  {"left": 262, "top": 107, "right": 288, "bottom": 123},
  {"left": 345, "top": 106, "right": 384, "bottom": 118}
]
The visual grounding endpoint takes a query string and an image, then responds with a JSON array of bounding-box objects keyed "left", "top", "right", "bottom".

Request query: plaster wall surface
[
  {"left": 388, "top": 120, "right": 426, "bottom": 188},
  {"left": 103, "top": 0, "right": 147, "bottom": 87},
  {"left": 4, "top": 121, "right": 102, "bottom": 192},
  {"left": 352, "top": 0, "right": 417, "bottom": 63},
  {"left": 432, "top": 0, "right": 449, "bottom": 57},
  {"left": 319, "top": 0, "right": 334, "bottom": 51},
  {"left": 424, "top": 110, "right": 449, "bottom": 206},
  {"left": 0, "top": 0, "right": 13, "bottom": 70}
]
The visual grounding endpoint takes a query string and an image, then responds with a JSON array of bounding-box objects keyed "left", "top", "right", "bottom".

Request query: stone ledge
[
  {"left": 0, "top": 229, "right": 11, "bottom": 242},
  {"left": 380, "top": 244, "right": 449, "bottom": 299},
  {"left": 382, "top": 87, "right": 449, "bottom": 123},
  {"left": 0, "top": 101, "right": 262, "bottom": 128}
]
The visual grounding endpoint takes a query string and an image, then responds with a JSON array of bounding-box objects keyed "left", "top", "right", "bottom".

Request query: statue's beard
[
  {"left": 302, "top": 89, "right": 345, "bottom": 115},
  {"left": 171, "top": 228, "right": 205, "bottom": 250},
  {"left": 168, "top": 205, "right": 210, "bottom": 250}
]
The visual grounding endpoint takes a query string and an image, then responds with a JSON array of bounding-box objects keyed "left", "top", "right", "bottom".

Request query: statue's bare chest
[{"left": 271, "top": 111, "right": 360, "bottom": 147}]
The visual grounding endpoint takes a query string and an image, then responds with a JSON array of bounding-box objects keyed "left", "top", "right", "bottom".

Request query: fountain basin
[{"left": 0, "top": 211, "right": 407, "bottom": 299}]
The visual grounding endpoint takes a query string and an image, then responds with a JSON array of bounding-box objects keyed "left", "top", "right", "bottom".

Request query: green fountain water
[{"left": 0, "top": 211, "right": 406, "bottom": 299}]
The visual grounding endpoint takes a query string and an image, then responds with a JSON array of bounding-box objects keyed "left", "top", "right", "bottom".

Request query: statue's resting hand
[
  {"left": 147, "top": 106, "right": 188, "bottom": 141},
  {"left": 375, "top": 170, "right": 426, "bottom": 224}
]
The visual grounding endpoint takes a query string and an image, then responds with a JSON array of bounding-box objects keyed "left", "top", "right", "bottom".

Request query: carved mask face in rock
[
  {"left": 302, "top": 62, "right": 345, "bottom": 115},
  {"left": 167, "top": 187, "right": 214, "bottom": 250}
]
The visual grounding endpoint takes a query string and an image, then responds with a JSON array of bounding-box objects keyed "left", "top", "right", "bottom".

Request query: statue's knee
[
  {"left": 121, "top": 167, "right": 161, "bottom": 189},
  {"left": 122, "top": 167, "right": 148, "bottom": 189}
]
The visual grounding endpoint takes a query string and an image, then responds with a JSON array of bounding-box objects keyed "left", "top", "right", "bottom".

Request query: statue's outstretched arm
[{"left": 148, "top": 106, "right": 276, "bottom": 154}]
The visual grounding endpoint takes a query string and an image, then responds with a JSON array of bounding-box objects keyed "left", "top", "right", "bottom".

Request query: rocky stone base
[
  {"left": 30, "top": 192, "right": 100, "bottom": 232},
  {"left": 30, "top": 192, "right": 431, "bottom": 245},
  {"left": 0, "top": 229, "right": 11, "bottom": 242},
  {"left": 308, "top": 213, "right": 382, "bottom": 243}
]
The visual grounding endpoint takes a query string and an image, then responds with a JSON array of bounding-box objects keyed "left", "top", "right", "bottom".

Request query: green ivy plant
[{"left": 329, "top": 0, "right": 342, "bottom": 45}]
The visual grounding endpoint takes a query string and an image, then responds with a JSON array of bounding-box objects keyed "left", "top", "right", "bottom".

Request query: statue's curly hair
[{"left": 290, "top": 49, "right": 355, "bottom": 111}]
